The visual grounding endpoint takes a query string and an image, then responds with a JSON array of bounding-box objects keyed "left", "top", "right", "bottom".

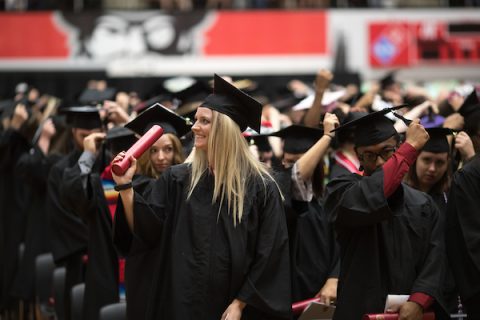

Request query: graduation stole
[
  {"left": 101, "top": 164, "right": 119, "bottom": 219},
  {"left": 334, "top": 151, "right": 363, "bottom": 175},
  {"left": 100, "top": 164, "right": 125, "bottom": 293}
]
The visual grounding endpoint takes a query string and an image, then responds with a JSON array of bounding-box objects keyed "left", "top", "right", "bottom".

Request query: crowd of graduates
[{"left": 0, "top": 69, "right": 479, "bottom": 320}]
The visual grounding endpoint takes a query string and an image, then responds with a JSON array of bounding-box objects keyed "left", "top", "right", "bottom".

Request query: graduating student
[
  {"left": 404, "top": 128, "right": 453, "bottom": 213},
  {"left": 404, "top": 127, "right": 461, "bottom": 316},
  {"left": 10, "top": 118, "right": 65, "bottom": 306},
  {"left": 46, "top": 106, "right": 103, "bottom": 320},
  {"left": 112, "top": 74, "right": 291, "bottom": 320},
  {"left": 325, "top": 107, "right": 448, "bottom": 320},
  {"left": 446, "top": 152, "right": 480, "bottom": 318},
  {"left": 269, "top": 117, "right": 340, "bottom": 305},
  {"left": 0, "top": 103, "right": 31, "bottom": 314},
  {"left": 329, "top": 111, "right": 367, "bottom": 179},
  {"left": 58, "top": 118, "right": 143, "bottom": 320},
  {"left": 113, "top": 103, "right": 190, "bottom": 320},
  {"left": 132, "top": 103, "right": 189, "bottom": 179}
]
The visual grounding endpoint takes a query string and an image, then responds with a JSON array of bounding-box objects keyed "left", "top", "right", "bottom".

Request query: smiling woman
[
  {"left": 191, "top": 107, "right": 212, "bottom": 151},
  {"left": 112, "top": 74, "right": 291, "bottom": 320}
]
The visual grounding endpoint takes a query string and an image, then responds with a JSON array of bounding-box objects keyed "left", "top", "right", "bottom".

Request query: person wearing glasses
[{"left": 324, "top": 108, "right": 449, "bottom": 320}]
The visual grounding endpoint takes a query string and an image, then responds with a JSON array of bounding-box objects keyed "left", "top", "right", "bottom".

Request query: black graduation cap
[
  {"left": 422, "top": 127, "right": 453, "bottom": 154},
  {"left": 125, "top": 103, "right": 191, "bottom": 138},
  {"left": 200, "top": 74, "right": 263, "bottom": 133},
  {"left": 61, "top": 106, "right": 103, "bottom": 130},
  {"left": 243, "top": 133, "right": 272, "bottom": 152},
  {"left": 458, "top": 89, "right": 480, "bottom": 118},
  {"left": 380, "top": 71, "right": 397, "bottom": 90},
  {"left": 269, "top": 125, "right": 323, "bottom": 154},
  {"left": 335, "top": 111, "right": 369, "bottom": 145},
  {"left": 0, "top": 100, "right": 14, "bottom": 119},
  {"left": 458, "top": 90, "right": 480, "bottom": 136},
  {"left": 78, "top": 88, "right": 116, "bottom": 105},
  {"left": 105, "top": 126, "right": 138, "bottom": 154},
  {"left": 270, "top": 95, "right": 304, "bottom": 112},
  {"left": 331, "top": 106, "right": 407, "bottom": 147}
]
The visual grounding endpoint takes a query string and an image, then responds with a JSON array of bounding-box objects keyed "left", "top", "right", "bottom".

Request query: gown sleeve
[
  {"left": 115, "top": 169, "right": 172, "bottom": 249},
  {"left": 237, "top": 178, "right": 292, "bottom": 319},
  {"left": 409, "top": 197, "right": 445, "bottom": 306},
  {"left": 60, "top": 151, "right": 99, "bottom": 220},
  {"left": 325, "top": 170, "right": 392, "bottom": 228},
  {"left": 113, "top": 176, "right": 154, "bottom": 256}
]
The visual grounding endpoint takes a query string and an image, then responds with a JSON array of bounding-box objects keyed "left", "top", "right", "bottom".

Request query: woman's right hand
[{"left": 111, "top": 151, "right": 137, "bottom": 185}]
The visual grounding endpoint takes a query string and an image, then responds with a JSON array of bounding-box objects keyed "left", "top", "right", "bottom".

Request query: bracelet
[
  {"left": 114, "top": 181, "right": 133, "bottom": 191},
  {"left": 324, "top": 133, "right": 334, "bottom": 139}
]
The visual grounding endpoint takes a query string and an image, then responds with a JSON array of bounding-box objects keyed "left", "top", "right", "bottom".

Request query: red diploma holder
[
  {"left": 362, "top": 312, "right": 435, "bottom": 320},
  {"left": 292, "top": 298, "right": 321, "bottom": 315},
  {"left": 111, "top": 125, "right": 164, "bottom": 176}
]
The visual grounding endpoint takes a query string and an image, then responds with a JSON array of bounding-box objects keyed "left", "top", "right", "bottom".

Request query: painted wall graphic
[
  {"left": 0, "top": 11, "right": 328, "bottom": 60},
  {"left": 0, "top": 10, "right": 479, "bottom": 78}
]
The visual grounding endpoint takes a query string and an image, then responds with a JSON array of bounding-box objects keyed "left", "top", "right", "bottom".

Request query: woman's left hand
[
  {"left": 221, "top": 299, "right": 246, "bottom": 320},
  {"left": 315, "top": 277, "right": 338, "bottom": 306}
]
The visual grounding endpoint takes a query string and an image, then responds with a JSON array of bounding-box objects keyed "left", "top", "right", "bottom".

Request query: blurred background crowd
[{"left": 1, "top": 1, "right": 479, "bottom": 320}]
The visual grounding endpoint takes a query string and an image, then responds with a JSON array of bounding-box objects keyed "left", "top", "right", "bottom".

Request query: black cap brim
[
  {"left": 106, "top": 126, "right": 138, "bottom": 153},
  {"left": 125, "top": 103, "right": 191, "bottom": 137},
  {"left": 269, "top": 125, "right": 323, "bottom": 154},
  {"left": 78, "top": 88, "right": 116, "bottom": 105},
  {"left": 331, "top": 105, "right": 406, "bottom": 147},
  {"left": 61, "top": 106, "right": 103, "bottom": 130},
  {"left": 200, "top": 74, "right": 262, "bottom": 133},
  {"left": 423, "top": 127, "right": 454, "bottom": 153}
]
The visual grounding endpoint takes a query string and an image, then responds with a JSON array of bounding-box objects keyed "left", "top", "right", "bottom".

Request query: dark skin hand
[{"left": 387, "top": 301, "right": 424, "bottom": 320}]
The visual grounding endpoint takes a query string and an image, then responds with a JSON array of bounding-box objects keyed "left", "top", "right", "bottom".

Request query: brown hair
[
  {"left": 404, "top": 153, "right": 451, "bottom": 194},
  {"left": 136, "top": 133, "right": 185, "bottom": 179}
]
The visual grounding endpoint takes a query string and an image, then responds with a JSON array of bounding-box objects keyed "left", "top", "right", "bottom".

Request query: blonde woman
[{"left": 112, "top": 75, "right": 291, "bottom": 320}]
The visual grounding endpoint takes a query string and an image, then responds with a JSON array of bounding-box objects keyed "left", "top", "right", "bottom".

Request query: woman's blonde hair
[
  {"left": 187, "top": 110, "right": 278, "bottom": 226},
  {"left": 137, "top": 133, "right": 185, "bottom": 179}
]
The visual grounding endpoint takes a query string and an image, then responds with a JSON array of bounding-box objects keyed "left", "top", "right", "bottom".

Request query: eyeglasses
[{"left": 358, "top": 147, "right": 397, "bottom": 163}]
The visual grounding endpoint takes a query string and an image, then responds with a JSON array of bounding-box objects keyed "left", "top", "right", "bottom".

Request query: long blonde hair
[{"left": 187, "top": 110, "right": 278, "bottom": 226}]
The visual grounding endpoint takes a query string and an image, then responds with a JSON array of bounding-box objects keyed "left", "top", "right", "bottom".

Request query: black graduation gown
[
  {"left": 47, "top": 149, "right": 89, "bottom": 319},
  {"left": 328, "top": 162, "right": 351, "bottom": 180},
  {"left": 428, "top": 190, "right": 458, "bottom": 317},
  {"left": 290, "top": 199, "right": 339, "bottom": 302},
  {"left": 60, "top": 158, "right": 120, "bottom": 320},
  {"left": 10, "top": 146, "right": 61, "bottom": 300},
  {"left": 324, "top": 169, "right": 447, "bottom": 320},
  {"left": 115, "top": 163, "right": 292, "bottom": 320},
  {"left": 113, "top": 175, "right": 157, "bottom": 320},
  {"left": 446, "top": 155, "right": 480, "bottom": 302},
  {"left": 429, "top": 192, "right": 447, "bottom": 217},
  {"left": 0, "top": 129, "right": 30, "bottom": 310},
  {"left": 274, "top": 169, "right": 339, "bottom": 302}
]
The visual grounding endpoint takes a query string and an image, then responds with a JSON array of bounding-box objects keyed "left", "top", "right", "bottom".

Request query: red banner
[
  {"left": 203, "top": 11, "right": 327, "bottom": 55},
  {"left": 0, "top": 13, "right": 70, "bottom": 58},
  {"left": 0, "top": 11, "right": 328, "bottom": 60}
]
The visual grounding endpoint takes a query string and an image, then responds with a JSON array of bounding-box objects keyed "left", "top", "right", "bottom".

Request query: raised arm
[
  {"left": 296, "top": 113, "right": 339, "bottom": 182},
  {"left": 112, "top": 151, "right": 137, "bottom": 231},
  {"left": 303, "top": 69, "right": 333, "bottom": 128}
]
